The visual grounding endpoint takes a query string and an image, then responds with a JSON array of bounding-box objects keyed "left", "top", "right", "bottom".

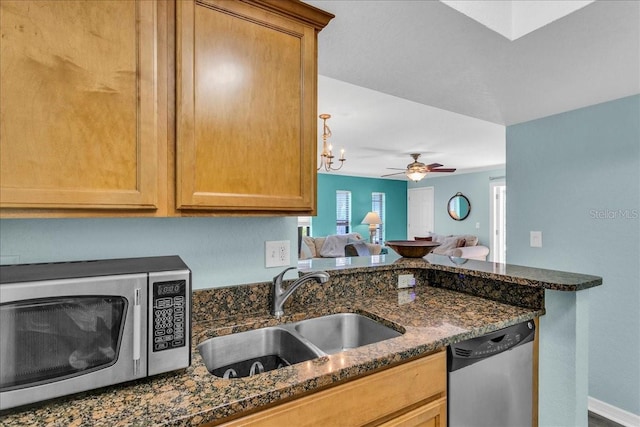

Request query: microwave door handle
[{"left": 133, "top": 288, "right": 141, "bottom": 375}]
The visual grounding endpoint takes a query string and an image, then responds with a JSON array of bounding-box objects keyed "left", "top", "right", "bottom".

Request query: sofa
[
  {"left": 415, "top": 233, "right": 489, "bottom": 261},
  {"left": 300, "top": 233, "right": 382, "bottom": 259}
]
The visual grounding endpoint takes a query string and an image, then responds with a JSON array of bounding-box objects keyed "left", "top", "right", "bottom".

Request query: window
[
  {"left": 372, "top": 192, "right": 385, "bottom": 244},
  {"left": 297, "top": 216, "right": 311, "bottom": 237},
  {"left": 336, "top": 190, "right": 351, "bottom": 234}
]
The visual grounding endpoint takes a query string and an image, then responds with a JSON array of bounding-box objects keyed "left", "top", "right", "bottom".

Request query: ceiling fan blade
[{"left": 383, "top": 155, "right": 454, "bottom": 177}]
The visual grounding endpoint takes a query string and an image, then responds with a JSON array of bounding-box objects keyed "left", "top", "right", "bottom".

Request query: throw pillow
[
  {"left": 462, "top": 235, "right": 478, "bottom": 246},
  {"left": 314, "top": 237, "right": 326, "bottom": 256},
  {"left": 299, "top": 239, "right": 313, "bottom": 260},
  {"left": 302, "top": 236, "right": 317, "bottom": 258},
  {"left": 456, "top": 238, "right": 466, "bottom": 248}
]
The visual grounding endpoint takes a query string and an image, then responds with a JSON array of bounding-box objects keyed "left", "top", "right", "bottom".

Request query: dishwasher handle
[{"left": 448, "top": 321, "right": 535, "bottom": 372}]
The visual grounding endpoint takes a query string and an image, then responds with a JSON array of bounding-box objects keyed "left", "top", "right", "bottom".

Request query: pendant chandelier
[{"left": 318, "top": 113, "right": 346, "bottom": 171}]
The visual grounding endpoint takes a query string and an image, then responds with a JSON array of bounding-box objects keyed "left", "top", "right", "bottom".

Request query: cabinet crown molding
[{"left": 236, "top": 0, "right": 334, "bottom": 30}]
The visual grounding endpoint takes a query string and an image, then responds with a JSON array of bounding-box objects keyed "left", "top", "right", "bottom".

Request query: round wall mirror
[{"left": 447, "top": 192, "right": 471, "bottom": 221}]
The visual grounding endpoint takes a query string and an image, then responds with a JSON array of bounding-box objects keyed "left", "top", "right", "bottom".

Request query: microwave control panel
[{"left": 152, "top": 280, "right": 187, "bottom": 352}]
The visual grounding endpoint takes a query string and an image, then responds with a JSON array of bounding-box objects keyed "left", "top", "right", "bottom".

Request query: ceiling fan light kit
[
  {"left": 318, "top": 113, "right": 346, "bottom": 172},
  {"left": 382, "top": 153, "right": 456, "bottom": 182},
  {"left": 406, "top": 168, "right": 428, "bottom": 182}
]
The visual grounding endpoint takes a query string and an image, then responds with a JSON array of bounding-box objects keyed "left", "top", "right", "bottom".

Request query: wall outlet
[
  {"left": 398, "top": 289, "right": 416, "bottom": 305},
  {"left": 530, "top": 231, "right": 543, "bottom": 248},
  {"left": 265, "top": 240, "right": 290, "bottom": 268},
  {"left": 397, "top": 274, "right": 415, "bottom": 289}
]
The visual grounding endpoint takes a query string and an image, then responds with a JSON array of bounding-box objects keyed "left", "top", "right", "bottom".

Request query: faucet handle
[{"left": 273, "top": 266, "right": 297, "bottom": 285}]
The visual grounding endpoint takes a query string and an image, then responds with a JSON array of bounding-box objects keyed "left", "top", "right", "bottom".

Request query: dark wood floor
[{"left": 588, "top": 411, "right": 625, "bottom": 427}]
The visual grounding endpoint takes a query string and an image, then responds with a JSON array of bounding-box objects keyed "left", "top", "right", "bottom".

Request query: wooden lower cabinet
[
  {"left": 214, "top": 350, "right": 446, "bottom": 427},
  {"left": 378, "top": 397, "right": 447, "bottom": 427}
]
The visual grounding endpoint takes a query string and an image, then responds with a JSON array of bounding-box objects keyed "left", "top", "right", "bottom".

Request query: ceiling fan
[{"left": 382, "top": 153, "right": 456, "bottom": 182}]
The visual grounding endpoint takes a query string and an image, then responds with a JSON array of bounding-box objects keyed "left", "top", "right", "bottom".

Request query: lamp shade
[{"left": 361, "top": 211, "right": 382, "bottom": 225}]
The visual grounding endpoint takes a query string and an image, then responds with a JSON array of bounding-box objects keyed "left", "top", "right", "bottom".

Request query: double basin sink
[{"left": 197, "top": 313, "right": 403, "bottom": 379}]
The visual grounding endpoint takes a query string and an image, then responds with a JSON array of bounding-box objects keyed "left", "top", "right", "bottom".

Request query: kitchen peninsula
[{"left": 0, "top": 254, "right": 600, "bottom": 426}]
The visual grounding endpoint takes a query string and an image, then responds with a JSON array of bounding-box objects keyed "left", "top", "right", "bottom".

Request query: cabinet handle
[{"left": 133, "top": 288, "right": 141, "bottom": 375}]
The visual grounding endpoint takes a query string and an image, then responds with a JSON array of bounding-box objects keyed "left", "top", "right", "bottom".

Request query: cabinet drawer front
[
  {"left": 177, "top": 0, "right": 317, "bottom": 212},
  {"left": 0, "top": 0, "right": 159, "bottom": 210},
  {"left": 377, "top": 397, "right": 447, "bottom": 427},
  {"left": 218, "top": 350, "right": 446, "bottom": 427}
]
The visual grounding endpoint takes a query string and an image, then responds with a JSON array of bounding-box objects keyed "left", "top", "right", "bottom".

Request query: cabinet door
[
  {"left": 176, "top": 0, "right": 319, "bottom": 213},
  {"left": 378, "top": 397, "right": 447, "bottom": 427},
  {"left": 0, "top": 0, "right": 158, "bottom": 211},
  {"left": 216, "top": 350, "right": 446, "bottom": 427}
]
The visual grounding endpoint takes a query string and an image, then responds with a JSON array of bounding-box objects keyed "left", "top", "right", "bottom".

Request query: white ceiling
[
  {"left": 318, "top": 76, "right": 505, "bottom": 179},
  {"left": 307, "top": 0, "right": 640, "bottom": 180}
]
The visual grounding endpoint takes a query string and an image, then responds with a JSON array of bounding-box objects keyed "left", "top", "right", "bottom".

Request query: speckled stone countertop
[
  {"left": 1, "top": 254, "right": 599, "bottom": 426},
  {"left": 299, "top": 252, "right": 603, "bottom": 291}
]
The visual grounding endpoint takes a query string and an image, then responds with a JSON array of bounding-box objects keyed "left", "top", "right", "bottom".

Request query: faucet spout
[{"left": 271, "top": 267, "right": 330, "bottom": 318}]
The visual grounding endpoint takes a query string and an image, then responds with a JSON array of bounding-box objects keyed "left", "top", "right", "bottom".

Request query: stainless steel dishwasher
[{"left": 448, "top": 321, "right": 536, "bottom": 427}]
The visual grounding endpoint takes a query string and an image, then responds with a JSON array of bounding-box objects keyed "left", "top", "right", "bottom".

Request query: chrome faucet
[{"left": 271, "top": 267, "right": 330, "bottom": 318}]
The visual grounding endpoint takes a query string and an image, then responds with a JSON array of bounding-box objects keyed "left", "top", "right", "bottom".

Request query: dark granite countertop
[
  {"left": 0, "top": 283, "right": 543, "bottom": 426},
  {"left": 298, "top": 253, "right": 603, "bottom": 291}
]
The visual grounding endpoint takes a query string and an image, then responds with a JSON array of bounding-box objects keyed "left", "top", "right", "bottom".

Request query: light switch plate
[
  {"left": 265, "top": 240, "right": 290, "bottom": 267},
  {"left": 530, "top": 231, "right": 543, "bottom": 248}
]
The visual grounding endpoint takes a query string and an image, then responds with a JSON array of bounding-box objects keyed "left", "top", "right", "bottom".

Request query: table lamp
[{"left": 361, "top": 211, "right": 382, "bottom": 243}]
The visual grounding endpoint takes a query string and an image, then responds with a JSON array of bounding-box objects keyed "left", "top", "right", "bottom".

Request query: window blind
[
  {"left": 336, "top": 190, "right": 351, "bottom": 234},
  {"left": 372, "top": 192, "right": 385, "bottom": 244}
]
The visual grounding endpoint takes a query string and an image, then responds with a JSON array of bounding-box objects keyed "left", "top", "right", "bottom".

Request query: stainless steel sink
[
  {"left": 293, "top": 313, "right": 402, "bottom": 354},
  {"left": 197, "top": 313, "right": 402, "bottom": 378},
  {"left": 197, "top": 327, "right": 323, "bottom": 379}
]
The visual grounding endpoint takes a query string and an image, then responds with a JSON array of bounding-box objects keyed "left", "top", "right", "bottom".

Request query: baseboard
[{"left": 588, "top": 396, "right": 640, "bottom": 427}]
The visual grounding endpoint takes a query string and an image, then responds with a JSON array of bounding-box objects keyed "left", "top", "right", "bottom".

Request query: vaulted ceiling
[{"left": 307, "top": 0, "right": 640, "bottom": 179}]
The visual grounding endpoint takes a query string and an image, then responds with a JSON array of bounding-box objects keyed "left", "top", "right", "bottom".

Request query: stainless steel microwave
[{"left": 0, "top": 256, "right": 191, "bottom": 411}]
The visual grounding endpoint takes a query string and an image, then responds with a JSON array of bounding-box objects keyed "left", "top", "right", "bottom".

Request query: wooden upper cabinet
[
  {"left": 0, "top": 0, "right": 161, "bottom": 213},
  {"left": 176, "top": 0, "right": 332, "bottom": 214},
  {"left": 1, "top": 0, "right": 331, "bottom": 217}
]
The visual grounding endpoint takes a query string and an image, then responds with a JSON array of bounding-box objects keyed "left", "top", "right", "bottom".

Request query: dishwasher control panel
[
  {"left": 471, "top": 333, "right": 520, "bottom": 356},
  {"left": 449, "top": 321, "right": 535, "bottom": 369}
]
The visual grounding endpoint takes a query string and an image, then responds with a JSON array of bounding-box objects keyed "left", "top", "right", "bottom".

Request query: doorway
[
  {"left": 490, "top": 180, "right": 506, "bottom": 263},
  {"left": 407, "top": 187, "right": 434, "bottom": 239}
]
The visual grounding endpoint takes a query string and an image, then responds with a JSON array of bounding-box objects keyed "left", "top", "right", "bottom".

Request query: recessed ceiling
[
  {"left": 307, "top": 0, "right": 639, "bottom": 180},
  {"left": 440, "top": 0, "right": 595, "bottom": 41}
]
